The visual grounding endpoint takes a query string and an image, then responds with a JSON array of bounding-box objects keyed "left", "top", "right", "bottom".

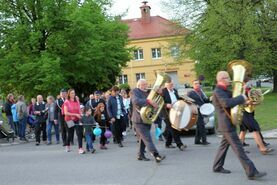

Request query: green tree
[
  {"left": 164, "top": 0, "right": 276, "bottom": 92},
  {"left": 0, "top": 0, "right": 130, "bottom": 99}
]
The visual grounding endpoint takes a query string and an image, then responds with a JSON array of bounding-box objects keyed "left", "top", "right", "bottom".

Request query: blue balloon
[
  {"left": 93, "top": 127, "right": 102, "bottom": 136},
  {"left": 155, "top": 127, "right": 162, "bottom": 140}
]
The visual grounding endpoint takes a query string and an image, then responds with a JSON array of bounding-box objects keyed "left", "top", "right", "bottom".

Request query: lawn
[{"left": 255, "top": 92, "right": 277, "bottom": 130}]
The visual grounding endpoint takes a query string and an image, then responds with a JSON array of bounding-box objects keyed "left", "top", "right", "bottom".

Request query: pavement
[{"left": 0, "top": 128, "right": 276, "bottom": 185}]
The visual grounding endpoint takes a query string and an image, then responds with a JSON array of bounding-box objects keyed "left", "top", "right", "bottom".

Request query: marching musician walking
[
  {"left": 187, "top": 80, "right": 210, "bottom": 145},
  {"left": 162, "top": 78, "right": 187, "bottom": 151},
  {"left": 131, "top": 79, "right": 165, "bottom": 163},
  {"left": 212, "top": 71, "right": 266, "bottom": 180}
]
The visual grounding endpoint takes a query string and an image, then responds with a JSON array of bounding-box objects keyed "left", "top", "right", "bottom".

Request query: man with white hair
[
  {"left": 131, "top": 79, "right": 165, "bottom": 163},
  {"left": 212, "top": 71, "right": 266, "bottom": 180}
]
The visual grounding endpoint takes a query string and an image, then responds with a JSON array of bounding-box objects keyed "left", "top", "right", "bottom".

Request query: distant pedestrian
[
  {"left": 4, "top": 94, "right": 15, "bottom": 131},
  {"left": 46, "top": 96, "right": 60, "bottom": 145},
  {"left": 34, "top": 95, "right": 47, "bottom": 146},
  {"left": 16, "top": 95, "right": 28, "bottom": 141}
]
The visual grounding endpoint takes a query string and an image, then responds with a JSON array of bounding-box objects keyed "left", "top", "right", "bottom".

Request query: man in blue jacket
[
  {"left": 212, "top": 71, "right": 266, "bottom": 180},
  {"left": 107, "top": 86, "right": 126, "bottom": 147}
]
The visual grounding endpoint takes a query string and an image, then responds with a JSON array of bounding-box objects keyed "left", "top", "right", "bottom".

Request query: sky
[{"left": 110, "top": 0, "right": 169, "bottom": 19}]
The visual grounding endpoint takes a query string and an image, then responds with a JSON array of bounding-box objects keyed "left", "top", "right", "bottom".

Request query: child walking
[
  {"left": 80, "top": 107, "right": 96, "bottom": 153},
  {"left": 94, "top": 103, "right": 110, "bottom": 149}
]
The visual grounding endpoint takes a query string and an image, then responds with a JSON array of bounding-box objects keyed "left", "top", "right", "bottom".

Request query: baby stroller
[
  {"left": 0, "top": 119, "right": 16, "bottom": 142},
  {"left": 26, "top": 115, "right": 36, "bottom": 139}
]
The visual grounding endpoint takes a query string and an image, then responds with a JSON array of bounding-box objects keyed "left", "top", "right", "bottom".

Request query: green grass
[{"left": 255, "top": 93, "right": 277, "bottom": 130}]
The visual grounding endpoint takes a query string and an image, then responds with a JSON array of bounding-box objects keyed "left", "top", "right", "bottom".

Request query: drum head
[
  {"left": 169, "top": 101, "right": 191, "bottom": 130},
  {"left": 200, "top": 103, "right": 215, "bottom": 116}
]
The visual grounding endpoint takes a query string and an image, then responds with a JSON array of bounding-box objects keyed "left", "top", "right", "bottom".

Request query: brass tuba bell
[{"left": 227, "top": 60, "right": 252, "bottom": 125}]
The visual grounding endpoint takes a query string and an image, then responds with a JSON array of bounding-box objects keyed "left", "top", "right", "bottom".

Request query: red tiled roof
[{"left": 122, "top": 16, "right": 189, "bottom": 40}]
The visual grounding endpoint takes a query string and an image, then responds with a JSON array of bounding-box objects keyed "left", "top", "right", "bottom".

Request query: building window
[
  {"left": 134, "top": 49, "right": 144, "bottom": 60},
  {"left": 171, "top": 46, "right": 180, "bottom": 57},
  {"left": 151, "top": 48, "right": 161, "bottom": 59},
  {"left": 119, "top": 75, "right": 128, "bottom": 84},
  {"left": 136, "top": 73, "right": 145, "bottom": 81}
]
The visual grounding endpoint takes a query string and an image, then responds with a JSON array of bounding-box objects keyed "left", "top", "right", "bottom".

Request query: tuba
[
  {"left": 227, "top": 60, "right": 252, "bottom": 125},
  {"left": 140, "top": 72, "right": 170, "bottom": 124}
]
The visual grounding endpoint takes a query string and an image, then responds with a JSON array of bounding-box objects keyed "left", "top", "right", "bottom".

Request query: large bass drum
[{"left": 169, "top": 100, "right": 198, "bottom": 131}]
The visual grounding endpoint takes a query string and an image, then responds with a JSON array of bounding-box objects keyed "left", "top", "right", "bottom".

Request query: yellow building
[{"left": 120, "top": 1, "right": 196, "bottom": 88}]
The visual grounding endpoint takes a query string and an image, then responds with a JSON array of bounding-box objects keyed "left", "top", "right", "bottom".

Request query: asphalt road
[{"left": 0, "top": 131, "right": 276, "bottom": 185}]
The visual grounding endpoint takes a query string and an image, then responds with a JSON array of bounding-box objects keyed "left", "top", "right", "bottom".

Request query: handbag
[{"left": 66, "top": 120, "right": 75, "bottom": 128}]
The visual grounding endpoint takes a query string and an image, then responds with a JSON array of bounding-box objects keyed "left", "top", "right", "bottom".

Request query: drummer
[
  {"left": 161, "top": 78, "right": 187, "bottom": 151},
  {"left": 187, "top": 80, "right": 210, "bottom": 145}
]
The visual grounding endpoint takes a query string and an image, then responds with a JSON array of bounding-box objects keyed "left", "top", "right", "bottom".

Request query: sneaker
[
  {"left": 47, "top": 141, "right": 52, "bottom": 145},
  {"left": 35, "top": 142, "right": 40, "bottom": 146},
  {"left": 122, "top": 131, "right": 127, "bottom": 136},
  {"left": 100, "top": 145, "right": 107, "bottom": 150},
  {"left": 78, "top": 148, "right": 85, "bottom": 154},
  {"left": 65, "top": 146, "right": 70, "bottom": 152}
]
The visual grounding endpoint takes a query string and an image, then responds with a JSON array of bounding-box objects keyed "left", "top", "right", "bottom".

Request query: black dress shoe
[
  {"left": 248, "top": 171, "right": 267, "bottom": 180},
  {"left": 178, "top": 145, "right": 187, "bottom": 151},
  {"left": 137, "top": 156, "right": 150, "bottom": 161},
  {"left": 243, "top": 142, "right": 250, "bottom": 147},
  {"left": 118, "top": 143, "right": 123, "bottom": 147},
  {"left": 165, "top": 144, "right": 176, "bottom": 148},
  {"left": 195, "top": 141, "right": 203, "bottom": 145},
  {"left": 155, "top": 155, "right": 166, "bottom": 163},
  {"left": 214, "top": 167, "right": 231, "bottom": 174},
  {"left": 202, "top": 141, "right": 210, "bottom": 145}
]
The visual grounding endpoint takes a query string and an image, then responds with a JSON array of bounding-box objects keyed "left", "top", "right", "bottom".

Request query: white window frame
[
  {"left": 135, "top": 73, "right": 145, "bottom": 81},
  {"left": 133, "top": 49, "right": 144, "bottom": 61},
  {"left": 151, "top": 48, "right": 162, "bottom": 59},
  {"left": 119, "top": 75, "right": 128, "bottom": 84}
]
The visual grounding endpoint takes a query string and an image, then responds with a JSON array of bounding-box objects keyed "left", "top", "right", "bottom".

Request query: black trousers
[
  {"left": 66, "top": 126, "right": 74, "bottom": 146},
  {"left": 58, "top": 114, "right": 67, "bottom": 145},
  {"left": 213, "top": 131, "right": 258, "bottom": 177},
  {"left": 164, "top": 116, "right": 183, "bottom": 147},
  {"left": 195, "top": 116, "right": 207, "bottom": 143},
  {"left": 35, "top": 122, "right": 46, "bottom": 143},
  {"left": 114, "top": 117, "right": 124, "bottom": 144},
  {"left": 75, "top": 125, "right": 83, "bottom": 149},
  {"left": 100, "top": 127, "right": 107, "bottom": 145}
]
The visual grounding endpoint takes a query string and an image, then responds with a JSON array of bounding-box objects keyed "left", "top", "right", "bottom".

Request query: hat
[
  {"left": 80, "top": 104, "right": 84, "bottom": 109},
  {"left": 60, "top": 89, "right": 67, "bottom": 93},
  {"left": 94, "top": 91, "right": 101, "bottom": 95}
]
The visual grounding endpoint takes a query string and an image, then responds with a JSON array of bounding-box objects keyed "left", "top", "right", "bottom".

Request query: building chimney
[{"left": 140, "top": 1, "right": 151, "bottom": 24}]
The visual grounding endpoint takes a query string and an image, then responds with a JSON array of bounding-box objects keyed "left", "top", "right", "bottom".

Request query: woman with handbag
[{"left": 63, "top": 89, "right": 84, "bottom": 154}]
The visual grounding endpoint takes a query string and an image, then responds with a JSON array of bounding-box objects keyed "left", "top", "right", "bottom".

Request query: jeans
[
  {"left": 18, "top": 116, "right": 27, "bottom": 139},
  {"left": 47, "top": 120, "right": 60, "bottom": 143},
  {"left": 85, "top": 133, "right": 93, "bottom": 150}
]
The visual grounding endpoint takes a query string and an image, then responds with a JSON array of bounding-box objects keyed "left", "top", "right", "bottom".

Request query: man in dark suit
[
  {"left": 131, "top": 79, "right": 165, "bottom": 163},
  {"left": 162, "top": 78, "right": 187, "bottom": 151},
  {"left": 107, "top": 86, "right": 126, "bottom": 147},
  {"left": 187, "top": 80, "right": 210, "bottom": 145},
  {"left": 54, "top": 89, "right": 67, "bottom": 146},
  {"left": 212, "top": 71, "right": 266, "bottom": 180},
  {"left": 86, "top": 91, "right": 106, "bottom": 114}
]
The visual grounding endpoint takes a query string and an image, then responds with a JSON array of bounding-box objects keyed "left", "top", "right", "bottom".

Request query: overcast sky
[{"left": 110, "top": 0, "right": 169, "bottom": 19}]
